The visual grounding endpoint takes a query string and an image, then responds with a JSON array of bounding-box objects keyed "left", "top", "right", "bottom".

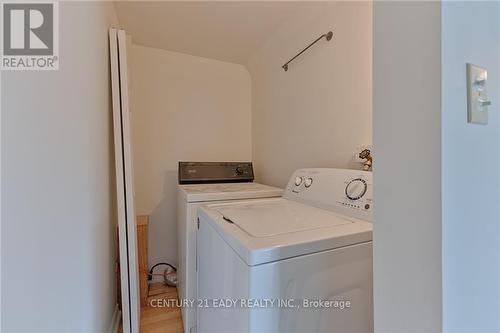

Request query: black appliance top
[{"left": 178, "top": 162, "right": 254, "bottom": 184}]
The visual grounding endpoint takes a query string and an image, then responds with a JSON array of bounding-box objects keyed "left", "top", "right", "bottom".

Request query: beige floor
[{"left": 119, "top": 283, "right": 184, "bottom": 333}]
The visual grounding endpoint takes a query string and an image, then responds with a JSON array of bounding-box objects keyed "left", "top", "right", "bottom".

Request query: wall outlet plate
[{"left": 467, "top": 63, "right": 489, "bottom": 125}]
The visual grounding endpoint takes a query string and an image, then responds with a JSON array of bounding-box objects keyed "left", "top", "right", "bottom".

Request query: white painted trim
[
  {"left": 108, "top": 304, "right": 121, "bottom": 333},
  {"left": 109, "top": 27, "right": 140, "bottom": 333},
  {"left": 109, "top": 27, "right": 131, "bottom": 333},
  {"left": 117, "top": 29, "right": 140, "bottom": 332},
  {"left": 0, "top": 54, "right": 3, "bottom": 333}
]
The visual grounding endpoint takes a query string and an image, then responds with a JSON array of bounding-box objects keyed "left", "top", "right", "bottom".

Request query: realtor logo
[{"left": 1, "top": 1, "right": 58, "bottom": 70}]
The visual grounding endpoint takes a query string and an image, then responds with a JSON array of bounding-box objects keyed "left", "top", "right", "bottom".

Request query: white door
[{"left": 109, "top": 28, "right": 140, "bottom": 333}]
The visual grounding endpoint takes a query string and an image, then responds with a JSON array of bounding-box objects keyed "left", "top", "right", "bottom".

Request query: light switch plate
[{"left": 467, "top": 63, "right": 489, "bottom": 125}]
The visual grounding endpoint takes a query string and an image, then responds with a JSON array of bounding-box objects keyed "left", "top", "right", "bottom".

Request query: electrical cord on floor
[
  {"left": 148, "top": 262, "right": 177, "bottom": 281},
  {"left": 141, "top": 268, "right": 164, "bottom": 278}
]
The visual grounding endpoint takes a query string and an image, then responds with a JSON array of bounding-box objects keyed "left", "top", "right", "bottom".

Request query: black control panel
[{"left": 178, "top": 162, "right": 254, "bottom": 184}]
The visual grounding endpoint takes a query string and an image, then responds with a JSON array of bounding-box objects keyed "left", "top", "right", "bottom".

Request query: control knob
[
  {"left": 345, "top": 178, "right": 367, "bottom": 200},
  {"left": 304, "top": 177, "right": 313, "bottom": 188}
]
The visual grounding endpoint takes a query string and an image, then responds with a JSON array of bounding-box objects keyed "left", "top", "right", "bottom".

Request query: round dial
[
  {"left": 294, "top": 176, "right": 303, "bottom": 186},
  {"left": 345, "top": 178, "right": 367, "bottom": 200},
  {"left": 304, "top": 177, "right": 313, "bottom": 188},
  {"left": 235, "top": 167, "right": 244, "bottom": 175}
]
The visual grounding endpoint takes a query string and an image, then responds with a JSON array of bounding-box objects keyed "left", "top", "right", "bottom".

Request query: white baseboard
[{"left": 108, "top": 304, "right": 121, "bottom": 333}]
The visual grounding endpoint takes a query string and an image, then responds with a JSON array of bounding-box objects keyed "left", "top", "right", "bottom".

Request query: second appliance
[{"left": 177, "top": 162, "right": 282, "bottom": 333}]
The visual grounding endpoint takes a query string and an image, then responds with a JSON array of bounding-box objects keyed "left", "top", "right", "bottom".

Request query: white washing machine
[
  {"left": 177, "top": 162, "right": 283, "bottom": 333},
  {"left": 197, "top": 168, "right": 373, "bottom": 333}
]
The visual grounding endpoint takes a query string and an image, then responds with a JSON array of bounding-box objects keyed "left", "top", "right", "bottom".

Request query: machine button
[
  {"left": 294, "top": 176, "right": 303, "bottom": 186},
  {"left": 304, "top": 178, "right": 313, "bottom": 188}
]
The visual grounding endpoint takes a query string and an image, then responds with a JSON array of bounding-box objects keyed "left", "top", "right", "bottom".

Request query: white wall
[
  {"left": 1, "top": 2, "right": 119, "bottom": 331},
  {"left": 442, "top": 2, "right": 500, "bottom": 332},
  {"left": 373, "top": 2, "right": 442, "bottom": 332},
  {"left": 247, "top": 1, "right": 372, "bottom": 187},
  {"left": 129, "top": 45, "right": 252, "bottom": 269}
]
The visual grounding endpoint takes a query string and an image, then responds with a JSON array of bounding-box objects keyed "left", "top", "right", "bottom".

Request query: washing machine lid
[
  {"left": 215, "top": 200, "right": 351, "bottom": 237},
  {"left": 179, "top": 182, "right": 283, "bottom": 202},
  {"left": 198, "top": 198, "right": 372, "bottom": 266}
]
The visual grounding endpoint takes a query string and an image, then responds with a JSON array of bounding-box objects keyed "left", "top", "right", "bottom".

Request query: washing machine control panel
[{"left": 284, "top": 168, "right": 373, "bottom": 222}]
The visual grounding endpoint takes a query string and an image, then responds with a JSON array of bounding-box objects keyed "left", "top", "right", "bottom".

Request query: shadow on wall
[
  {"left": 107, "top": 83, "right": 118, "bottom": 311},
  {"left": 147, "top": 169, "right": 179, "bottom": 280}
]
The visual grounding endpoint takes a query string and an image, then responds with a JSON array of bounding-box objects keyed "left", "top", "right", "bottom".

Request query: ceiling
[{"left": 113, "top": 1, "right": 303, "bottom": 65}]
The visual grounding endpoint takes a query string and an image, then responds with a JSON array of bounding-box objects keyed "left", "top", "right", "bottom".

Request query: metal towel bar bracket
[{"left": 282, "top": 31, "right": 333, "bottom": 72}]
